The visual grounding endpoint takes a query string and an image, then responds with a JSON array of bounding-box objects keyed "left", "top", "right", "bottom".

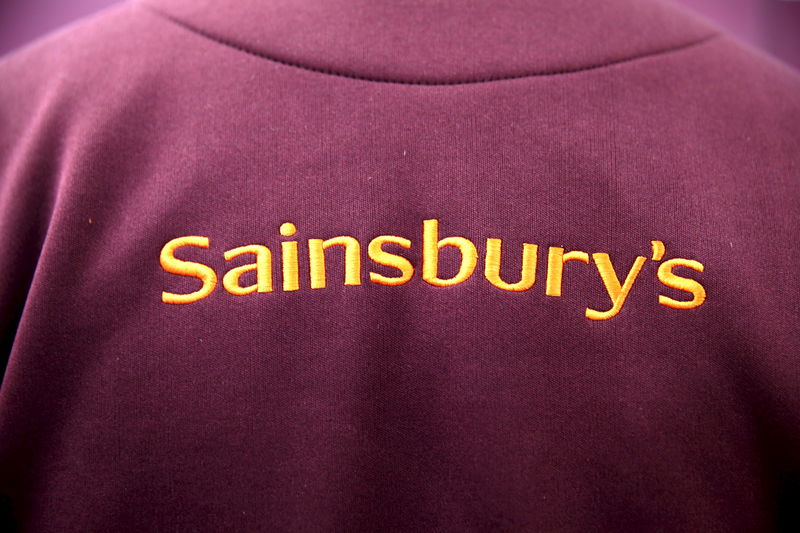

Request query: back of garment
[{"left": 1, "top": 0, "right": 799, "bottom": 530}]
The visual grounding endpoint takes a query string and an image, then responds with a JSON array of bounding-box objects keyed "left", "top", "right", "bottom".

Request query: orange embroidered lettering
[
  {"left": 159, "top": 223, "right": 708, "bottom": 321},
  {"left": 658, "top": 258, "right": 706, "bottom": 309},
  {"left": 160, "top": 236, "right": 217, "bottom": 304},
  {"left": 422, "top": 219, "right": 478, "bottom": 287},
  {"left": 222, "top": 245, "right": 273, "bottom": 295},
  {"left": 309, "top": 236, "right": 361, "bottom": 289},
  {"left": 586, "top": 253, "right": 647, "bottom": 320},
  {"left": 368, "top": 235, "right": 414, "bottom": 286},
  {"left": 280, "top": 222, "right": 300, "bottom": 292},
  {"left": 545, "top": 247, "right": 589, "bottom": 297},
  {"left": 484, "top": 238, "right": 538, "bottom": 291},
  {"left": 651, "top": 240, "right": 665, "bottom": 261}
]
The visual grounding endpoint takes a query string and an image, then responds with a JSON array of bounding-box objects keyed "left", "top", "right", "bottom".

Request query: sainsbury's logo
[{"left": 159, "top": 218, "right": 706, "bottom": 320}]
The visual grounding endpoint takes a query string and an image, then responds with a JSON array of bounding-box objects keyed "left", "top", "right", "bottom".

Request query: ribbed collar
[{"left": 136, "top": 0, "right": 719, "bottom": 84}]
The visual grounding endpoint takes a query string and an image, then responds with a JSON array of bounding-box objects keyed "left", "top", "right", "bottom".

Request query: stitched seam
[{"left": 138, "top": 3, "right": 720, "bottom": 85}]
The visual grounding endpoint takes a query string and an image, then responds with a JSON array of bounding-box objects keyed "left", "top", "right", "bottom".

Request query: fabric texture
[{"left": 0, "top": 0, "right": 799, "bottom": 530}]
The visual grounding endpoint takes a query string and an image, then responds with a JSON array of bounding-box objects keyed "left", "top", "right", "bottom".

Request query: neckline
[{"left": 137, "top": 0, "right": 719, "bottom": 85}]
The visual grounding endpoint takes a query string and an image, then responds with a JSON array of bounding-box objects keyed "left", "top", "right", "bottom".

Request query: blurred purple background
[{"left": 1, "top": 0, "right": 799, "bottom": 70}]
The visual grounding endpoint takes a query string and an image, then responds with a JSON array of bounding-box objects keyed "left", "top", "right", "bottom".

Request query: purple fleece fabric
[{"left": 0, "top": 0, "right": 799, "bottom": 530}]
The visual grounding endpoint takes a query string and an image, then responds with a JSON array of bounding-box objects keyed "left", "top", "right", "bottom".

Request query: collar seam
[{"left": 138, "top": 2, "right": 721, "bottom": 86}]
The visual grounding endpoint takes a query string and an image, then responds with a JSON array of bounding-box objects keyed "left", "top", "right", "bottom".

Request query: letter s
[
  {"left": 657, "top": 258, "right": 706, "bottom": 309},
  {"left": 160, "top": 236, "right": 217, "bottom": 304}
]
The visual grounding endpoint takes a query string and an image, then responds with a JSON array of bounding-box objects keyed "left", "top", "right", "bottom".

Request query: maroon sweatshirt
[{"left": 1, "top": 0, "right": 799, "bottom": 530}]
